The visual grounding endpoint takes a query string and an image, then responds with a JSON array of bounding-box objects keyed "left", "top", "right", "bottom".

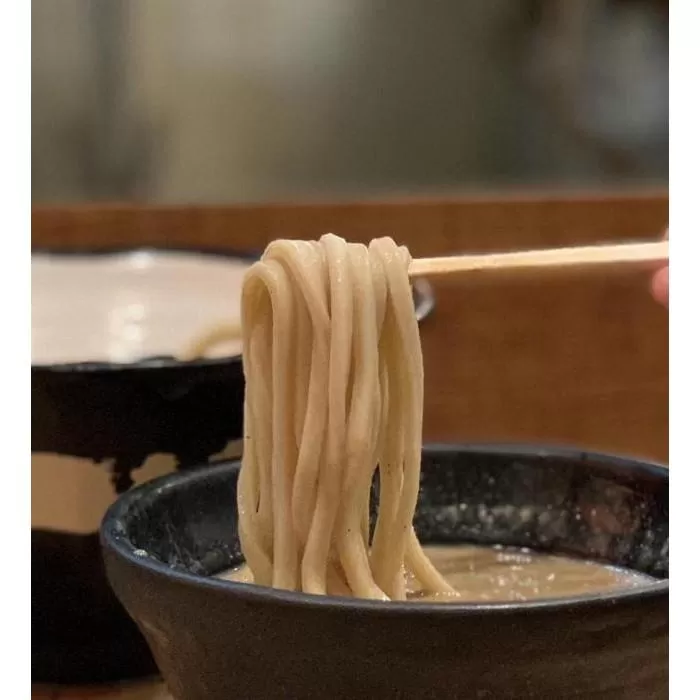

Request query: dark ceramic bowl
[
  {"left": 31, "top": 248, "right": 252, "bottom": 684},
  {"left": 102, "top": 444, "right": 668, "bottom": 700},
  {"left": 31, "top": 248, "right": 435, "bottom": 685}
]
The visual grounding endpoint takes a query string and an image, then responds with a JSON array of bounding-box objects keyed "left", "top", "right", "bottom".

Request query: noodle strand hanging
[{"left": 238, "top": 234, "right": 455, "bottom": 600}]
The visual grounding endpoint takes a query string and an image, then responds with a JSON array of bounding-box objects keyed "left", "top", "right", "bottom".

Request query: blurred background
[{"left": 31, "top": 0, "right": 668, "bottom": 205}]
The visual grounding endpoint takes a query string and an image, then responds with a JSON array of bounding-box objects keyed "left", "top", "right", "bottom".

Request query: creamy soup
[
  {"left": 218, "top": 544, "right": 656, "bottom": 602},
  {"left": 32, "top": 251, "right": 250, "bottom": 364}
]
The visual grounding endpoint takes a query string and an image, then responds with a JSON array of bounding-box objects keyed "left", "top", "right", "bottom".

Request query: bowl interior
[
  {"left": 32, "top": 249, "right": 253, "bottom": 365},
  {"left": 110, "top": 445, "right": 668, "bottom": 601}
]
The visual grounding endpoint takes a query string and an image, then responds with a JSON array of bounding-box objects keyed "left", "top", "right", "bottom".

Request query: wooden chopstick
[{"left": 409, "top": 240, "right": 668, "bottom": 278}]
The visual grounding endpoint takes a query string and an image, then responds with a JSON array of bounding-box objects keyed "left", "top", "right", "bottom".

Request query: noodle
[
  {"left": 237, "top": 234, "right": 455, "bottom": 600},
  {"left": 181, "top": 323, "right": 242, "bottom": 360}
]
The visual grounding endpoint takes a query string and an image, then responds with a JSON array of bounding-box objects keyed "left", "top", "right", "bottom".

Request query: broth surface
[
  {"left": 32, "top": 251, "right": 250, "bottom": 364},
  {"left": 218, "top": 544, "right": 656, "bottom": 602}
]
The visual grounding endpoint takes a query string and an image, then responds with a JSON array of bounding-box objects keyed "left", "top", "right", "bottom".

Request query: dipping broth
[{"left": 218, "top": 544, "right": 656, "bottom": 602}]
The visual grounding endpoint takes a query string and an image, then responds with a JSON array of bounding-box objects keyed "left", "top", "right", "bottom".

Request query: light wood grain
[{"left": 409, "top": 240, "right": 668, "bottom": 278}]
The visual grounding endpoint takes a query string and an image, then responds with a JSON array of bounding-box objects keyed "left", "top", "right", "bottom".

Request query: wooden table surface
[{"left": 31, "top": 192, "right": 668, "bottom": 698}]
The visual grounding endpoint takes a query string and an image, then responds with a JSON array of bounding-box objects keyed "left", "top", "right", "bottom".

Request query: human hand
[{"left": 650, "top": 230, "right": 668, "bottom": 307}]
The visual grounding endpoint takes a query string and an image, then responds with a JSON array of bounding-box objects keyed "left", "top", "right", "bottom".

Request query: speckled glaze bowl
[
  {"left": 31, "top": 248, "right": 435, "bottom": 685},
  {"left": 102, "top": 444, "right": 668, "bottom": 700}
]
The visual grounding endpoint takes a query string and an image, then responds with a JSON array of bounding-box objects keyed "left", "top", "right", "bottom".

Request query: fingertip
[{"left": 651, "top": 267, "right": 669, "bottom": 307}]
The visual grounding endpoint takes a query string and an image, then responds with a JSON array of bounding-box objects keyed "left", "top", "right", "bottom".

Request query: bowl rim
[
  {"left": 101, "top": 442, "right": 669, "bottom": 617},
  {"left": 32, "top": 245, "right": 435, "bottom": 373}
]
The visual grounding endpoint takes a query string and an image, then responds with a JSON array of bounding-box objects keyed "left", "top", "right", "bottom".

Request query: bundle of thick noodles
[{"left": 237, "top": 234, "right": 454, "bottom": 600}]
